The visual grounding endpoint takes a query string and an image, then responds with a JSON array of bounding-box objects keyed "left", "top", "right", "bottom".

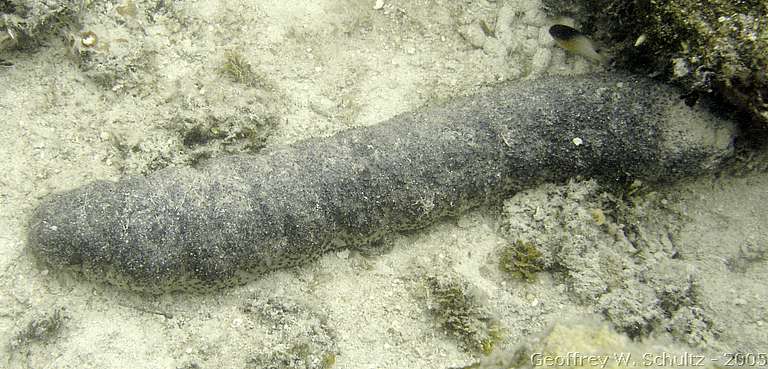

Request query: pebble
[{"left": 463, "top": 22, "right": 488, "bottom": 49}]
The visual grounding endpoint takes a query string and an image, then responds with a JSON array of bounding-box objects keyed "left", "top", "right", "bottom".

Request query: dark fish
[{"left": 549, "top": 24, "right": 607, "bottom": 64}]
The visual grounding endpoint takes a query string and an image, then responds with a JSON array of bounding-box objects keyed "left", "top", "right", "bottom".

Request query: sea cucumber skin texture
[{"left": 26, "top": 73, "right": 735, "bottom": 292}]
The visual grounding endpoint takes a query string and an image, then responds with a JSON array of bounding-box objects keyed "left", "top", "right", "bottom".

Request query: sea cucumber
[{"left": 26, "top": 73, "right": 735, "bottom": 292}]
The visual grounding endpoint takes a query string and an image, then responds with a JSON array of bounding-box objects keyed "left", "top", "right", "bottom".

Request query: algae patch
[
  {"left": 6, "top": 307, "right": 69, "bottom": 368},
  {"left": 241, "top": 296, "right": 338, "bottom": 369},
  {"left": 421, "top": 274, "right": 503, "bottom": 355},
  {"left": 498, "top": 239, "right": 545, "bottom": 282},
  {"left": 220, "top": 49, "right": 271, "bottom": 89}
]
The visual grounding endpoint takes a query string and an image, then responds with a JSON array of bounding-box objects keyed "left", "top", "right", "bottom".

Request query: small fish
[{"left": 549, "top": 24, "right": 607, "bottom": 64}]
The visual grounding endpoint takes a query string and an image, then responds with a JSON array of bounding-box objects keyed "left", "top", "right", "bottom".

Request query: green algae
[
  {"left": 423, "top": 274, "right": 503, "bottom": 355},
  {"left": 498, "top": 239, "right": 544, "bottom": 282}
]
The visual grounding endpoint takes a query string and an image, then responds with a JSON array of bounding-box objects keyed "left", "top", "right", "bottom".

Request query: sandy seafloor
[{"left": 1, "top": 0, "right": 767, "bottom": 368}]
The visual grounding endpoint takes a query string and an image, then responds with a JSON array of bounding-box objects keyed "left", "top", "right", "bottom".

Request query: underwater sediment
[{"left": 27, "top": 73, "right": 735, "bottom": 292}]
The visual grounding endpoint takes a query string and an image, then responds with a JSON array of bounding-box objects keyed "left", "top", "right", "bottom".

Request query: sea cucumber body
[{"left": 27, "top": 74, "right": 734, "bottom": 292}]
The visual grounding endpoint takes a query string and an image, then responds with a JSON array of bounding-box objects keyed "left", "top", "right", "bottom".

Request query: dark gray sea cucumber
[{"left": 27, "top": 73, "right": 735, "bottom": 292}]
